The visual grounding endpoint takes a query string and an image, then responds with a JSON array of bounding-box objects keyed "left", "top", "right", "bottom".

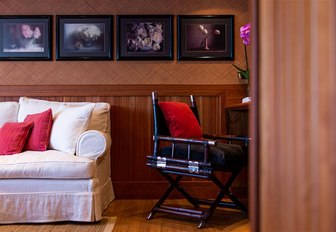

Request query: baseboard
[{"left": 113, "top": 181, "right": 247, "bottom": 200}]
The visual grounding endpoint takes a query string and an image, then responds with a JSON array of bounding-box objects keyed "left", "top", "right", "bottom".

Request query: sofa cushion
[
  {"left": 0, "top": 122, "right": 33, "bottom": 155},
  {"left": 49, "top": 103, "right": 95, "bottom": 155},
  {"left": 24, "top": 109, "right": 53, "bottom": 151},
  {"left": 18, "top": 97, "right": 63, "bottom": 122},
  {"left": 18, "top": 97, "right": 110, "bottom": 133},
  {"left": 0, "top": 150, "right": 95, "bottom": 179},
  {"left": 18, "top": 98, "right": 95, "bottom": 155},
  {"left": 0, "top": 102, "right": 19, "bottom": 127},
  {"left": 65, "top": 102, "right": 111, "bottom": 133}
]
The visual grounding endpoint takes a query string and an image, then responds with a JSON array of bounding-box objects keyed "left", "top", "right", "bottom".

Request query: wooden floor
[{"left": 103, "top": 199, "right": 250, "bottom": 232}]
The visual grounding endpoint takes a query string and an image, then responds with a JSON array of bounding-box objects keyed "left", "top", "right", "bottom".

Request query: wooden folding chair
[{"left": 146, "top": 91, "right": 249, "bottom": 228}]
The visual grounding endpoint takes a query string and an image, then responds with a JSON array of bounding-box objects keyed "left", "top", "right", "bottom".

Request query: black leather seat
[{"left": 161, "top": 143, "right": 246, "bottom": 170}]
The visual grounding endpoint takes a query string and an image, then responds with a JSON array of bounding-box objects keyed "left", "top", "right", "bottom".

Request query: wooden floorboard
[{"left": 103, "top": 199, "right": 250, "bottom": 231}]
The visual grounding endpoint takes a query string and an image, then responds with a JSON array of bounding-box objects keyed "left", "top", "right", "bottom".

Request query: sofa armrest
[{"left": 76, "top": 130, "right": 111, "bottom": 160}]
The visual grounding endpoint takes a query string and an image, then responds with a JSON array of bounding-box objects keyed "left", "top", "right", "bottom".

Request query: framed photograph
[
  {"left": 0, "top": 15, "right": 52, "bottom": 61},
  {"left": 56, "top": 15, "right": 112, "bottom": 60},
  {"left": 117, "top": 15, "right": 173, "bottom": 60},
  {"left": 177, "top": 15, "right": 234, "bottom": 60}
]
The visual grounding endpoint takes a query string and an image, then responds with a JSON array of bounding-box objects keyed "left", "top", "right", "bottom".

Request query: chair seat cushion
[{"left": 161, "top": 142, "right": 247, "bottom": 170}]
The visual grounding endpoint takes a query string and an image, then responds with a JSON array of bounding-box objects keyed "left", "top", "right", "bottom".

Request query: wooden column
[{"left": 257, "top": 0, "right": 336, "bottom": 231}]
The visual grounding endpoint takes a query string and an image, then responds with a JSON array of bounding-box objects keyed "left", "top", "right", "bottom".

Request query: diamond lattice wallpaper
[{"left": 0, "top": 0, "right": 250, "bottom": 85}]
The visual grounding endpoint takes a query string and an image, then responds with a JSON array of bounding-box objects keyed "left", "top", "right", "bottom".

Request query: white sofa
[{"left": 0, "top": 97, "right": 114, "bottom": 223}]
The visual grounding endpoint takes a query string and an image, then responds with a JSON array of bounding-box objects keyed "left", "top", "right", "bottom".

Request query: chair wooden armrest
[
  {"left": 155, "top": 135, "right": 216, "bottom": 146},
  {"left": 202, "top": 134, "right": 250, "bottom": 146}
]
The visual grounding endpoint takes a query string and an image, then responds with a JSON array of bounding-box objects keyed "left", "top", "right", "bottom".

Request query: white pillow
[
  {"left": 61, "top": 102, "right": 110, "bottom": 133},
  {"left": 18, "top": 97, "right": 64, "bottom": 122},
  {"left": 49, "top": 103, "right": 95, "bottom": 155},
  {"left": 0, "top": 102, "right": 19, "bottom": 127}
]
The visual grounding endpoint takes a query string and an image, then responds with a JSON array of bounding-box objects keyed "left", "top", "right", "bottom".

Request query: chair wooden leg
[
  {"left": 212, "top": 170, "right": 247, "bottom": 213},
  {"left": 148, "top": 169, "right": 247, "bottom": 229},
  {"left": 198, "top": 188, "right": 226, "bottom": 228},
  {"left": 226, "top": 190, "right": 248, "bottom": 213},
  {"left": 198, "top": 170, "right": 246, "bottom": 228},
  {"left": 147, "top": 174, "right": 183, "bottom": 220},
  {"left": 161, "top": 172, "right": 199, "bottom": 208}
]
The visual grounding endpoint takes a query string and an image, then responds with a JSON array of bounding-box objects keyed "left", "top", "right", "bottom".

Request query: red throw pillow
[
  {"left": 24, "top": 108, "right": 53, "bottom": 151},
  {"left": 0, "top": 122, "right": 33, "bottom": 155},
  {"left": 158, "top": 102, "right": 202, "bottom": 138}
]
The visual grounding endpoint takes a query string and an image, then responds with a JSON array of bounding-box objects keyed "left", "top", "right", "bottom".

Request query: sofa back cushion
[
  {"left": 0, "top": 102, "right": 19, "bottom": 127},
  {"left": 18, "top": 97, "right": 101, "bottom": 155},
  {"left": 18, "top": 97, "right": 110, "bottom": 134},
  {"left": 49, "top": 103, "right": 95, "bottom": 154},
  {"left": 64, "top": 102, "right": 110, "bottom": 133},
  {"left": 18, "top": 97, "right": 63, "bottom": 121}
]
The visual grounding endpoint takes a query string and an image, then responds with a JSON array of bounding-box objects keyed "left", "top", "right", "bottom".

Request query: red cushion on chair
[
  {"left": 159, "top": 102, "right": 202, "bottom": 138},
  {"left": 0, "top": 122, "right": 33, "bottom": 155},
  {"left": 24, "top": 108, "right": 53, "bottom": 151}
]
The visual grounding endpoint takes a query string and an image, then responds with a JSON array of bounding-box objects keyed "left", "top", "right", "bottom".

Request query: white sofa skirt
[
  {"left": 0, "top": 150, "right": 115, "bottom": 223},
  {"left": 0, "top": 177, "right": 114, "bottom": 223}
]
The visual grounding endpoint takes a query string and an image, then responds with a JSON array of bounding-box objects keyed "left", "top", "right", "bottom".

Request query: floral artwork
[
  {"left": 76, "top": 25, "right": 102, "bottom": 47},
  {"left": 117, "top": 15, "right": 173, "bottom": 60},
  {"left": 3, "top": 23, "right": 44, "bottom": 52},
  {"left": 126, "top": 22, "right": 164, "bottom": 53},
  {"left": 63, "top": 23, "right": 105, "bottom": 51},
  {"left": 198, "top": 24, "right": 221, "bottom": 50},
  {"left": 185, "top": 23, "right": 226, "bottom": 52},
  {"left": 177, "top": 15, "right": 234, "bottom": 60},
  {"left": 0, "top": 16, "right": 51, "bottom": 60},
  {"left": 56, "top": 16, "right": 112, "bottom": 60}
]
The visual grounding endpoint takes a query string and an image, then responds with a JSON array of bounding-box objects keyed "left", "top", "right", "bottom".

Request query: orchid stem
[{"left": 244, "top": 44, "right": 249, "bottom": 79}]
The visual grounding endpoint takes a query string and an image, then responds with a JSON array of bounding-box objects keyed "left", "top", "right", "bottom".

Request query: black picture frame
[
  {"left": 117, "top": 15, "right": 173, "bottom": 60},
  {"left": 56, "top": 15, "right": 113, "bottom": 60},
  {"left": 177, "top": 15, "right": 234, "bottom": 60},
  {"left": 0, "top": 15, "right": 52, "bottom": 61}
]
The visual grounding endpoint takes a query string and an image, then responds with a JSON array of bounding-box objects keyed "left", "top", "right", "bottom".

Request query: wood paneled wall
[
  {"left": 258, "top": 0, "right": 336, "bottom": 231},
  {"left": 0, "top": 84, "right": 247, "bottom": 199}
]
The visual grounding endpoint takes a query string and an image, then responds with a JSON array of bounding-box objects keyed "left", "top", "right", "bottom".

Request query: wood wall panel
[
  {"left": 258, "top": 0, "right": 336, "bottom": 231},
  {"left": 0, "top": 84, "right": 247, "bottom": 199},
  {"left": 0, "top": 0, "right": 250, "bottom": 86}
]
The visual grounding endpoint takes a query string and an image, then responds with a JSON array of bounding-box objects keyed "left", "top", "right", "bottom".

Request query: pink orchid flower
[{"left": 240, "top": 23, "right": 251, "bottom": 45}]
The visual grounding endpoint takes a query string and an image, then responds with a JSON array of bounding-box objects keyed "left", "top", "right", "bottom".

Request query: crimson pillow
[
  {"left": 158, "top": 102, "right": 202, "bottom": 138},
  {"left": 0, "top": 122, "right": 33, "bottom": 155},
  {"left": 24, "top": 108, "right": 53, "bottom": 151}
]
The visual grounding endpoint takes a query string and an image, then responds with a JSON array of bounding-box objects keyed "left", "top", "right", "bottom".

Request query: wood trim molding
[
  {"left": 114, "top": 181, "right": 248, "bottom": 200},
  {"left": 0, "top": 84, "right": 243, "bottom": 97}
]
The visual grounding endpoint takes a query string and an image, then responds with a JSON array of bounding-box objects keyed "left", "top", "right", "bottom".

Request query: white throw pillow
[
  {"left": 49, "top": 103, "right": 95, "bottom": 155},
  {"left": 64, "top": 102, "right": 110, "bottom": 133},
  {"left": 18, "top": 97, "right": 64, "bottom": 122},
  {"left": 0, "top": 102, "right": 19, "bottom": 127}
]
